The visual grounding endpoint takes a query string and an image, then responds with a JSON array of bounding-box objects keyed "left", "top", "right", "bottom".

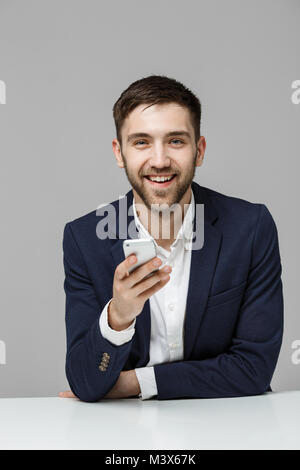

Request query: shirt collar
[{"left": 132, "top": 189, "right": 195, "bottom": 250}]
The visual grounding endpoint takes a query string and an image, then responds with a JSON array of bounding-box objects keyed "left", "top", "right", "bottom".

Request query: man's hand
[
  {"left": 108, "top": 254, "right": 172, "bottom": 330},
  {"left": 59, "top": 390, "right": 76, "bottom": 398},
  {"left": 58, "top": 370, "right": 141, "bottom": 400},
  {"left": 104, "top": 369, "right": 141, "bottom": 398}
]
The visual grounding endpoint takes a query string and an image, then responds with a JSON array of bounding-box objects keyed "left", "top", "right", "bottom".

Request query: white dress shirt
[{"left": 99, "top": 190, "right": 195, "bottom": 399}]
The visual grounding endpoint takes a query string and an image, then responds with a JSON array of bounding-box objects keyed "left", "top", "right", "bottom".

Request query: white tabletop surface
[{"left": 0, "top": 391, "right": 299, "bottom": 450}]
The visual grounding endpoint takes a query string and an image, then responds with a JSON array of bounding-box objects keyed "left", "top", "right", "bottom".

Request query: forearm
[
  {"left": 105, "top": 370, "right": 141, "bottom": 398},
  {"left": 108, "top": 298, "right": 135, "bottom": 331},
  {"left": 66, "top": 318, "right": 133, "bottom": 402},
  {"left": 154, "top": 337, "right": 282, "bottom": 400}
]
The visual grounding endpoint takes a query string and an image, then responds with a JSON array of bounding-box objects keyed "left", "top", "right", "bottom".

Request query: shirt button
[{"left": 168, "top": 303, "right": 175, "bottom": 311}]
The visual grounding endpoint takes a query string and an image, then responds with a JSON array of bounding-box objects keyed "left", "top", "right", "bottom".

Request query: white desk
[{"left": 0, "top": 391, "right": 299, "bottom": 450}]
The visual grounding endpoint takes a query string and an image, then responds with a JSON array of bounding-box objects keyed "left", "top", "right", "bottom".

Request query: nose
[{"left": 148, "top": 142, "right": 171, "bottom": 168}]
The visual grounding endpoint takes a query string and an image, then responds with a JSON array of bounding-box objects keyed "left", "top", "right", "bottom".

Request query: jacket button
[{"left": 99, "top": 365, "right": 107, "bottom": 371}]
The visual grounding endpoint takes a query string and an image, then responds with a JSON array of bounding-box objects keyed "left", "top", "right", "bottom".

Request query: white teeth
[{"left": 148, "top": 176, "right": 173, "bottom": 182}]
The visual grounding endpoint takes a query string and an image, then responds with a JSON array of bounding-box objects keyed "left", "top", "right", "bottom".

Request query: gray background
[{"left": 0, "top": 0, "right": 299, "bottom": 397}]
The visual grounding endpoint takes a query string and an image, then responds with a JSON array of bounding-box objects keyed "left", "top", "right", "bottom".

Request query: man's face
[{"left": 113, "top": 102, "right": 204, "bottom": 210}]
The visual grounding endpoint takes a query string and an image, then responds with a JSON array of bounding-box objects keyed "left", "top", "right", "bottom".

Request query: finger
[
  {"left": 127, "top": 256, "right": 161, "bottom": 287},
  {"left": 132, "top": 269, "right": 170, "bottom": 296},
  {"left": 138, "top": 275, "right": 170, "bottom": 300},
  {"left": 115, "top": 255, "right": 137, "bottom": 281},
  {"left": 58, "top": 390, "right": 77, "bottom": 398},
  {"left": 125, "top": 256, "right": 166, "bottom": 288},
  {"left": 130, "top": 261, "right": 172, "bottom": 289}
]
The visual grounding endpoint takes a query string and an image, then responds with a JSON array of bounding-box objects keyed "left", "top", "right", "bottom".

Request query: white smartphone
[{"left": 123, "top": 238, "right": 159, "bottom": 277}]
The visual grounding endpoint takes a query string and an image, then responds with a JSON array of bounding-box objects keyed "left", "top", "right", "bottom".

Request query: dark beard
[{"left": 121, "top": 150, "right": 197, "bottom": 211}]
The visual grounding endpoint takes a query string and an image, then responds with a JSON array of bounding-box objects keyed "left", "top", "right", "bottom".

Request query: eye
[
  {"left": 134, "top": 140, "right": 147, "bottom": 146},
  {"left": 170, "top": 139, "right": 184, "bottom": 145}
]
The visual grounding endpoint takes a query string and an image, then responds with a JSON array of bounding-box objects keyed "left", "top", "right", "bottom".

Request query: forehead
[{"left": 122, "top": 102, "right": 193, "bottom": 137}]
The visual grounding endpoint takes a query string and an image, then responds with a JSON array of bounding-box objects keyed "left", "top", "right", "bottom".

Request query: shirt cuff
[
  {"left": 99, "top": 299, "right": 136, "bottom": 346},
  {"left": 135, "top": 366, "right": 158, "bottom": 400}
]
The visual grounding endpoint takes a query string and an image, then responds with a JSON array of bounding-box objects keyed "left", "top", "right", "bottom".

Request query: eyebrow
[{"left": 127, "top": 130, "right": 191, "bottom": 143}]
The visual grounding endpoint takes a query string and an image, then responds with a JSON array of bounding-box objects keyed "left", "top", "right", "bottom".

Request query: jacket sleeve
[
  {"left": 63, "top": 222, "right": 134, "bottom": 402},
  {"left": 154, "top": 204, "right": 284, "bottom": 399}
]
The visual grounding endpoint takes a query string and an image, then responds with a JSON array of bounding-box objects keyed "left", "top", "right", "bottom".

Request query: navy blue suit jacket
[{"left": 62, "top": 181, "right": 284, "bottom": 402}]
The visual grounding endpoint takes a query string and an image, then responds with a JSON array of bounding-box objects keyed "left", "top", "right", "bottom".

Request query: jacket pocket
[{"left": 206, "top": 280, "right": 247, "bottom": 309}]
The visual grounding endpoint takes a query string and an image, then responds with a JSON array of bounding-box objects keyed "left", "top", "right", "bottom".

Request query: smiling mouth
[
  {"left": 143, "top": 175, "right": 177, "bottom": 188},
  {"left": 144, "top": 174, "right": 177, "bottom": 182}
]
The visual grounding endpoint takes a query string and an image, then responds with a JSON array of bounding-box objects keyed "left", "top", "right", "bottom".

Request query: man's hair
[{"left": 112, "top": 75, "right": 201, "bottom": 146}]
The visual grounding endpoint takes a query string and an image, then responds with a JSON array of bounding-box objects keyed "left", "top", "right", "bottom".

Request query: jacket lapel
[{"left": 184, "top": 182, "right": 222, "bottom": 358}]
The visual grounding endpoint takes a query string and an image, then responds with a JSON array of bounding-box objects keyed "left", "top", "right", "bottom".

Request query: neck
[{"left": 133, "top": 187, "right": 192, "bottom": 249}]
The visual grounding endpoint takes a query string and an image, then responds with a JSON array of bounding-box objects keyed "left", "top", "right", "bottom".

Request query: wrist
[
  {"left": 131, "top": 370, "right": 141, "bottom": 397},
  {"left": 121, "top": 370, "right": 141, "bottom": 397},
  {"left": 108, "top": 299, "right": 133, "bottom": 331}
]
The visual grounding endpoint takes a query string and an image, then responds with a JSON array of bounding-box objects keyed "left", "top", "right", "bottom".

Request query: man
[{"left": 60, "top": 75, "right": 283, "bottom": 402}]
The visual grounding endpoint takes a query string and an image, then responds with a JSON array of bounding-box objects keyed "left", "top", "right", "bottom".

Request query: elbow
[
  {"left": 232, "top": 353, "right": 276, "bottom": 397},
  {"left": 253, "top": 375, "right": 273, "bottom": 396},
  {"left": 249, "top": 382, "right": 271, "bottom": 396},
  {"left": 76, "top": 392, "right": 103, "bottom": 403},
  {"left": 243, "top": 367, "right": 274, "bottom": 397},
  {"left": 65, "top": 361, "right": 106, "bottom": 403},
  {"left": 232, "top": 378, "right": 271, "bottom": 398}
]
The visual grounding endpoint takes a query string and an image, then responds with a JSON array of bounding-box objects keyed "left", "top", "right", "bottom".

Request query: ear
[
  {"left": 195, "top": 136, "right": 206, "bottom": 167},
  {"left": 112, "top": 139, "right": 125, "bottom": 168}
]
